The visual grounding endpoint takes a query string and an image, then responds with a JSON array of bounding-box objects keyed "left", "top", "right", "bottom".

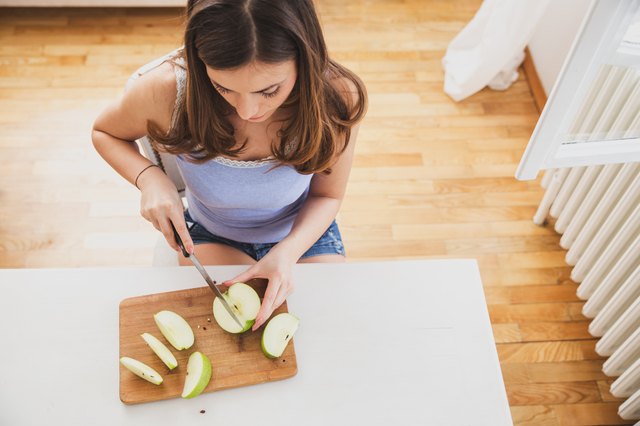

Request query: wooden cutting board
[{"left": 119, "top": 279, "right": 297, "bottom": 404}]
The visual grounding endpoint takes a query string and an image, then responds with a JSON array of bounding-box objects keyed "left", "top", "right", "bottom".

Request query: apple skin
[
  {"left": 212, "top": 283, "right": 261, "bottom": 334},
  {"left": 261, "top": 336, "right": 278, "bottom": 359},
  {"left": 261, "top": 313, "right": 300, "bottom": 359},
  {"left": 181, "top": 351, "right": 212, "bottom": 399},
  {"left": 141, "top": 332, "right": 178, "bottom": 370}
]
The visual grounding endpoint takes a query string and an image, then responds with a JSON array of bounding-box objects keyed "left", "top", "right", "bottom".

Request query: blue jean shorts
[{"left": 184, "top": 210, "right": 346, "bottom": 261}]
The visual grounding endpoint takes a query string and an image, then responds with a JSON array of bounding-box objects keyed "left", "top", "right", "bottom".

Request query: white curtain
[{"left": 442, "top": 0, "right": 552, "bottom": 102}]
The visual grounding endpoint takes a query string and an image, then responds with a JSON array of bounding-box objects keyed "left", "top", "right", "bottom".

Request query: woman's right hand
[{"left": 137, "top": 166, "right": 194, "bottom": 255}]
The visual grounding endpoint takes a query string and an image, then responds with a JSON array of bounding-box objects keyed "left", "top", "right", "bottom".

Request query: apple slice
[
  {"left": 181, "top": 351, "right": 212, "bottom": 399},
  {"left": 212, "top": 282, "right": 260, "bottom": 333},
  {"left": 141, "top": 333, "right": 178, "bottom": 370},
  {"left": 261, "top": 313, "right": 299, "bottom": 359},
  {"left": 153, "top": 310, "right": 194, "bottom": 350},
  {"left": 120, "top": 356, "right": 163, "bottom": 385}
]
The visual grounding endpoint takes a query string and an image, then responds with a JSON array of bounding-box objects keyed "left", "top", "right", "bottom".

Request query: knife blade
[{"left": 170, "top": 222, "right": 244, "bottom": 330}]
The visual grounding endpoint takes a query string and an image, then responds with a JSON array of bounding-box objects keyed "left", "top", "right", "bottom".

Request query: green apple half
[
  {"left": 153, "top": 310, "right": 194, "bottom": 350},
  {"left": 120, "top": 356, "right": 163, "bottom": 385},
  {"left": 261, "top": 313, "right": 300, "bottom": 359},
  {"left": 212, "top": 282, "right": 260, "bottom": 333},
  {"left": 181, "top": 351, "right": 212, "bottom": 399},
  {"left": 141, "top": 332, "right": 178, "bottom": 370}
]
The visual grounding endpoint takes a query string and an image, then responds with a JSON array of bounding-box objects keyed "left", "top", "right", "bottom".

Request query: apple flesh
[
  {"left": 120, "top": 356, "right": 163, "bottom": 385},
  {"left": 261, "top": 313, "right": 299, "bottom": 359},
  {"left": 181, "top": 351, "right": 212, "bottom": 399},
  {"left": 153, "top": 310, "right": 194, "bottom": 350},
  {"left": 212, "top": 282, "right": 260, "bottom": 333},
  {"left": 141, "top": 333, "right": 178, "bottom": 370}
]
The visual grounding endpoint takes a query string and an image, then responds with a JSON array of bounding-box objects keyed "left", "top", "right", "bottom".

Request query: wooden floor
[{"left": 0, "top": 3, "right": 631, "bottom": 425}]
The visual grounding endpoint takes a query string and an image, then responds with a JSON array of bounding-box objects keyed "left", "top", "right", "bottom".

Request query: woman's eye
[
  {"left": 214, "top": 84, "right": 229, "bottom": 94},
  {"left": 261, "top": 88, "right": 280, "bottom": 98}
]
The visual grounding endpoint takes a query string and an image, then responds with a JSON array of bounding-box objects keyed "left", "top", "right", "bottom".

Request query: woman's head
[
  {"left": 150, "top": 0, "right": 367, "bottom": 173},
  {"left": 185, "top": 0, "right": 327, "bottom": 121},
  {"left": 204, "top": 57, "right": 297, "bottom": 122},
  {"left": 185, "top": 0, "right": 312, "bottom": 68}
]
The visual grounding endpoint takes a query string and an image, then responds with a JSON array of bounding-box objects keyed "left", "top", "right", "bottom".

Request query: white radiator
[{"left": 534, "top": 163, "right": 640, "bottom": 421}]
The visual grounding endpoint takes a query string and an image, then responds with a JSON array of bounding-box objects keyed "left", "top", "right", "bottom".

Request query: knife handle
[{"left": 170, "top": 222, "right": 190, "bottom": 258}]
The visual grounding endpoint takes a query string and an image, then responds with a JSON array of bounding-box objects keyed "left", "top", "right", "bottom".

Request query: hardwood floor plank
[
  {"left": 481, "top": 267, "right": 574, "bottom": 287},
  {"left": 597, "top": 380, "right": 626, "bottom": 403},
  {"left": 519, "top": 322, "right": 594, "bottom": 342},
  {"left": 525, "top": 361, "right": 609, "bottom": 383},
  {"left": 484, "top": 285, "right": 581, "bottom": 306},
  {"left": 489, "top": 303, "right": 585, "bottom": 323},
  {"left": 393, "top": 220, "right": 555, "bottom": 241},
  {"left": 510, "top": 405, "right": 559, "bottom": 426},
  {"left": 507, "top": 381, "right": 602, "bottom": 406},
  {"left": 497, "top": 252, "right": 570, "bottom": 269},
  {"left": 497, "top": 341, "right": 603, "bottom": 364},
  {"left": 493, "top": 323, "right": 523, "bottom": 343},
  {"left": 552, "top": 403, "right": 632, "bottom": 426},
  {"left": 445, "top": 236, "right": 563, "bottom": 255}
]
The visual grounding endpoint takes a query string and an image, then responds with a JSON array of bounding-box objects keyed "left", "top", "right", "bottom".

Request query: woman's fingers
[
  {"left": 157, "top": 216, "right": 180, "bottom": 252},
  {"left": 141, "top": 199, "right": 190, "bottom": 254},
  {"left": 253, "top": 280, "right": 280, "bottom": 331},
  {"left": 139, "top": 187, "right": 188, "bottom": 253},
  {"left": 223, "top": 266, "right": 257, "bottom": 287},
  {"left": 168, "top": 210, "right": 193, "bottom": 254},
  {"left": 271, "top": 283, "right": 290, "bottom": 314},
  {"left": 147, "top": 218, "right": 161, "bottom": 232},
  {"left": 252, "top": 280, "right": 293, "bottom": 331}
]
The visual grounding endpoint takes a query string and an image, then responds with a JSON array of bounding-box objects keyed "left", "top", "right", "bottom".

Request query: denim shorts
[{"left": 184, "top": 210, "right": 345, "bottom": 261}]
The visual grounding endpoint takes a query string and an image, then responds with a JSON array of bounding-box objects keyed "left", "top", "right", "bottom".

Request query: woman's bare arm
[{"left": 91, "top": 62, "right": 194, "bottom": 253}]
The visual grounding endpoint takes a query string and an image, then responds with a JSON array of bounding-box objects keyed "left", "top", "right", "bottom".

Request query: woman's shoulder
[
  {"left": 125, "top": 60, "right": 180, "bottom": 130},
  {"left": 129, "top": 61, "right": 179, "bottom": 105}
]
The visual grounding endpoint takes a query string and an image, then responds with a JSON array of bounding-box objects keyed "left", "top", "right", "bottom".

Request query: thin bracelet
[{"left": 134, "top": 164, "right": 160, "bottom": 189}]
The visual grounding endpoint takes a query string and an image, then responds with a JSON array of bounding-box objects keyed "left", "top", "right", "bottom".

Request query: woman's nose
[{"left": 235, "top": 96, "right": 259, "bottom": 120}]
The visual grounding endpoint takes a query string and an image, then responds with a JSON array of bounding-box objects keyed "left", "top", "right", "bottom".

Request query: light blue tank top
[{"left": 171, "top": 60, "right": 313, "bottom": 243}]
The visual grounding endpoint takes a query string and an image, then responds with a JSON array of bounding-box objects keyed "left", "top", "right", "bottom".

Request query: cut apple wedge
[
  {"left": 153, "top": 310, "right": 194, "bottom": 350},
  {"left": 213, "top": 282, "right": 260, "bottom": 333},
  {"left": 181, "top": 351, "right": 212, "bottom": 399},
  {"left": 120, "top": 356, "right": 163, "bottom": 385},
  {"left": 141, "top": 333, "right": 177, "bottom": 370},
  {"left": 261, "top": 313, "right": 299, "bottom": 359}
]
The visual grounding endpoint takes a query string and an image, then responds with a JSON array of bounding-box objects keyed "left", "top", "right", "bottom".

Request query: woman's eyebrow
[{"left": 210, "top": 79, "right": 285, "bottom": 93}]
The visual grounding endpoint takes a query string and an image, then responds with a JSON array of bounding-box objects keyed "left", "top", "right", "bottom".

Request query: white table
[{"left": 0, "top": 260, "right": 512, "bottom": 425}]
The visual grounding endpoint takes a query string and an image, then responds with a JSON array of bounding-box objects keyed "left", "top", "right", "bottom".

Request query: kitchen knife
[{"left": 170, "top": 222, "right": 244, "bottom": 330}]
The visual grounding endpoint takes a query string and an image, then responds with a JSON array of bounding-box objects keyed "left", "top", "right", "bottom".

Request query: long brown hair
[{"left": 147, "top": 0, "right": 367, "bottom": 174}]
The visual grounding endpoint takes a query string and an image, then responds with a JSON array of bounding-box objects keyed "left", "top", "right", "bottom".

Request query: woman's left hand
[{"left": 222, "top": 246, "right": 296, "bottom": 331}]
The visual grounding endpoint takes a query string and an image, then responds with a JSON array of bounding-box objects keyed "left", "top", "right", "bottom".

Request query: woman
[{"left": 92, "top": 0, "right": 367, "bottom": 331}]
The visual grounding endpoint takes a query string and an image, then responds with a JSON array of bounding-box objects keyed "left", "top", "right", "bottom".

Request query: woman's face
[{"left": 205, "top": 60, "right": 297, "bottom": 123}]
